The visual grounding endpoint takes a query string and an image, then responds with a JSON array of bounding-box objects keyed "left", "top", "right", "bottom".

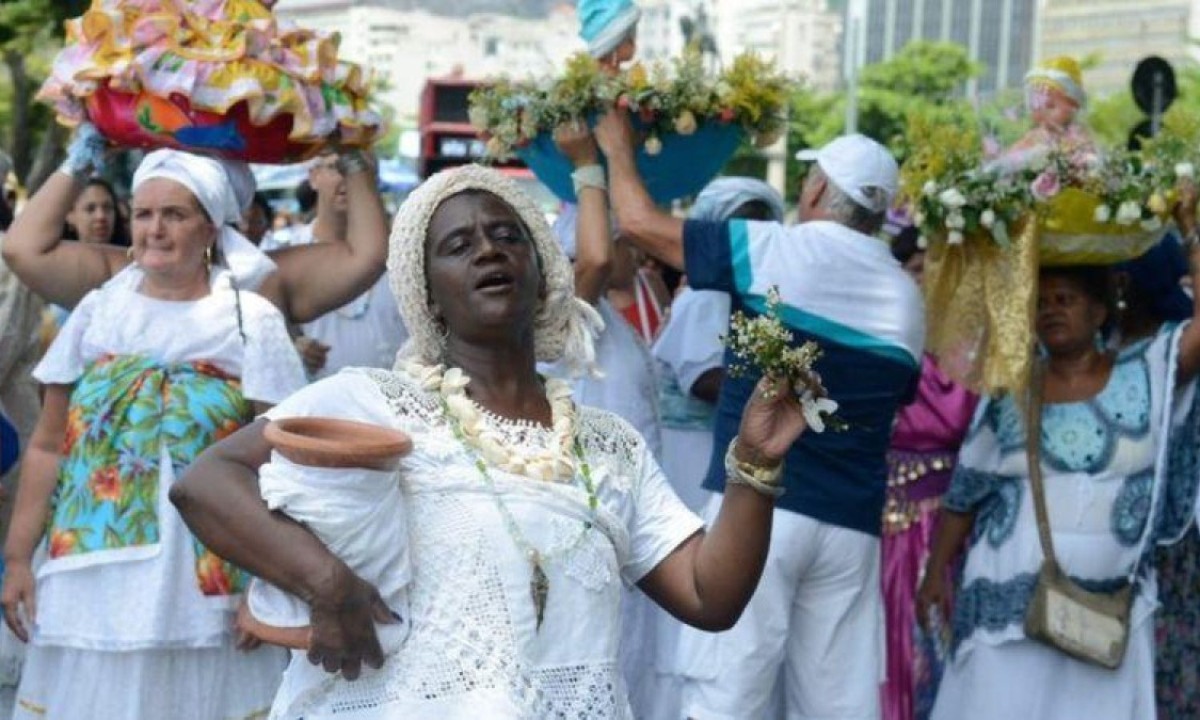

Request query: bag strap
[{"left": 1025, "top": 358, "right": 1062, "bottom": 575}]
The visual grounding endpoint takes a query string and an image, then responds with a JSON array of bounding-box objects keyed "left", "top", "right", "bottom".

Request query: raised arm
[
  {"left": 258, "top": 151, "right": 389, "bottom": 324},
  {"left": 637, "top": 376, "right": 806, "bottom": 630},
  {"left": 1, "top": 170, "right": 127, "bottom": 308},
  {"left": 2, "top": 384, "right": 71, "bottom": 641},
  {"left": 169, "top": 419, "right": 393, "bottom": 678},
  {"left": 555, "top": 122, "right": 612, "bottom": 306},
  {"left": 1173, "top": 179, "right": 1200, "bottom": 382},
  {"left": 593, "top": 110, "right": 686, "bottom": 270}
]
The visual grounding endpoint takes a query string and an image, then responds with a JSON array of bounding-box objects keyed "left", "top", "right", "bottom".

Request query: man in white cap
[{"left": 597, "top": 113, "right": 925, "bottom": 720}]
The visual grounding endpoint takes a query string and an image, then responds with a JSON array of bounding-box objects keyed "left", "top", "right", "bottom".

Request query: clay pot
[
  {"left": 236, "top": 600, "right": 311, "bottom": 650},
  {"left": 263, "top": 417, "right": 412, "bottom": 471}
]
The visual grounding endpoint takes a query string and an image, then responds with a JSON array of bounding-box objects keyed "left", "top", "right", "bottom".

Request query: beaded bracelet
[
  {"left": 723, "top": 437, "right": 785, "bottom": 499},
  {"left": 571, "top": 164, "right": 607, "bottom": 195}
]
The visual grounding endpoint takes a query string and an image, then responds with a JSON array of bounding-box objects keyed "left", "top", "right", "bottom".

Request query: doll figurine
[
  {"left": 578, "top": 0, "right": 641, "bottom": 73},
  {"left": 998, "top": 56, "right": 1097, "bottom": 172}
]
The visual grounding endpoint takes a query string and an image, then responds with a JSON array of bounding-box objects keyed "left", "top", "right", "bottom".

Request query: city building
[
  {"left": 1039, "top": 0, "right": 1191, "bottom": 97},
  {"left": 844, "top": 0, "right": 1038, "bottom": 98},
  {"left": 272, "top": 0, "right": 581, "bottom": 125},
  {"left": 715, "top": 0, "right": 843, "bottom": 91}
]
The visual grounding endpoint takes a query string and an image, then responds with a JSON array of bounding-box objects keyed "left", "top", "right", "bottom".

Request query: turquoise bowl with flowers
[{"left": 517, "top": 119, "right": 744, "bottom": 204}]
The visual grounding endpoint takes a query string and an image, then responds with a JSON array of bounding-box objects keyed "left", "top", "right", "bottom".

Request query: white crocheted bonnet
[{"left": 388, "top": 164, "right": 603, "bottom": 375}]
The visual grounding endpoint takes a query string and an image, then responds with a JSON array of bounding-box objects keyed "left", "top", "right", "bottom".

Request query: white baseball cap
[{"left": 795, "top": 134, "right": 898, "bottom": 213}]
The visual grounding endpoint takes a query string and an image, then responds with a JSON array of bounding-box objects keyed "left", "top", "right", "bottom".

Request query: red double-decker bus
[{"left": 418, "top": 75, "right": 560, "bottom": 224}]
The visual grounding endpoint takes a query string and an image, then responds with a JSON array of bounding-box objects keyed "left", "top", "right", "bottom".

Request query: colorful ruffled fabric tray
[{"left": 39, "top": 0, "right": 382, "bottom": 163}]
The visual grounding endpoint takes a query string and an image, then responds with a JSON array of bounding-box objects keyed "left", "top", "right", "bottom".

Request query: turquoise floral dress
[{"left": 16, "top": 265, "right": 306, "bottom": 720}]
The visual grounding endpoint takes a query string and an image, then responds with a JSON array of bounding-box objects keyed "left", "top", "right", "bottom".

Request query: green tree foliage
[
  {"left": 0, "top": 0, "right": 87, "bottom": 187},
  {"left": 785, "top": 41, "right": 981, "bottom": 199}
]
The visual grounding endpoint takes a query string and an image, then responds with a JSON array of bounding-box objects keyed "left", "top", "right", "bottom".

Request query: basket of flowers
[
  {"left": 38, "top": 0, "right": 383, "bottom": 164},
  {"left": 468, "top": 50, "right": 791, "bottom": 204},
  {"left": 899, "top": 100, "right": 1199, "bottom": 398}
]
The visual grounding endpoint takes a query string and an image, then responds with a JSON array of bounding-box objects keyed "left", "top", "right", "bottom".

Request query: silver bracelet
[{"left": 571, "top": 164, "right": 607, "bottom": 195}]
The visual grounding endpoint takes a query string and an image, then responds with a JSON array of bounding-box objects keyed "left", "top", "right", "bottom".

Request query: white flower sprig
[{"left": 722, "top": 287, "right": 844, "bottom": 433}]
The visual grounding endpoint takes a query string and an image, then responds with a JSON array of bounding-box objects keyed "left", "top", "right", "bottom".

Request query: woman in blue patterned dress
[{"left": 917, "top": 259, "right": 1200, "bottom": 720}]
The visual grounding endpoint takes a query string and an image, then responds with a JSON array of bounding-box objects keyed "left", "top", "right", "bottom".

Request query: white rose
[
  {"left": 947, "top": 230, "right": 964, "bottom": 245},
  {"left": 1176, "top": 162, "right": 1195, "bottom": 179},
  {"left": 644, "top": 136, "right": 663, "bottom": 156},
  {"left": 922, "top": 181, "right": 938, "bottom": 197},
  {"left": 946, "top": 212, "right": 966, "bottom": 230},
  {"left": 938, "top": 188, "right": 967, "bottom": 209},
  {"left": 1115, "top": 200, "right": 1141, "bottom": 226},
  {"left": 980, "top": 209, "right": 996, "bottom": 228},
  {"left": 1093, "top": 204, "right": 1112, "bottom": 223}
]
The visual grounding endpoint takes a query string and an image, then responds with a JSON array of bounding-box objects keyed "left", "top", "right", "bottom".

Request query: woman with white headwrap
[
  {"left": 1, "top": 123, "right": 389, "bottom": 327},
  {"left": 170, "top": 132, "right": 809, "bottom": 718},
  {"left": 0, "top": 148, "right": 308, "bottom": 719}
]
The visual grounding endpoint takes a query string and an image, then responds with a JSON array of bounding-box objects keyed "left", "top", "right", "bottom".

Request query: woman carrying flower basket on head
[
  {"left": 3, "top": 0, "right": 390, "bottom": 330},
  {"left": 0, "top": 150, "right": 308, "bottom": 719},
  {"left": 170, "top": 129, "right": 813, "bottom": 717},
  {"left": 916, "top": 185, "right": 1200, "bottom": 720}
]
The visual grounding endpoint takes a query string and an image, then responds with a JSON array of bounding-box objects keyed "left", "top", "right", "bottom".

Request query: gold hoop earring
[{"left": 205, "top": 244, "right": 213, "bottom": 269}]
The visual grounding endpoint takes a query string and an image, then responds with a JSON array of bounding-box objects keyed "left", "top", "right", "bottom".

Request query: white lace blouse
[{"left": 260, "top": 367, "right": 703, "bottom": 719}]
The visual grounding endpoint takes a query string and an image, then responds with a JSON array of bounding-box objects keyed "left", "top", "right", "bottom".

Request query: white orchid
[{"left": 799, "top": 391, "right": 839, "bottom": 434}]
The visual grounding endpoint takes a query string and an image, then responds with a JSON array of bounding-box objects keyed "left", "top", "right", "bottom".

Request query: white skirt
[
  {"left": 931, "top": 619, "right": 1155, "bottom": 720},
  {"left": 13, "top": 642, "right": 286, "bottom": 720}
]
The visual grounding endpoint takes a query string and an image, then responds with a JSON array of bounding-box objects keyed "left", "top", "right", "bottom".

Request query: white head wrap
[
  {"left": 689, "top": 177, "right": 786, "bottom": 223},
  {"left": 132, "top": 150, "right": 277, "bottom": 289},
  {"left": 388, "top": 164, "right": 603, "bottom": 376}
]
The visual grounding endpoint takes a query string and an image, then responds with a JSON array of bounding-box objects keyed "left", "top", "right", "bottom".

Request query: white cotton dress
[
  {"left": 257, "top": 366, "right": 703, "bottom": 720},
  {"left": 15, "top": 265, "right": 307, "bottom": 720}
]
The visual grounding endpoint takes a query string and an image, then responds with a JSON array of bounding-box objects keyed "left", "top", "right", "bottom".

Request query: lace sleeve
[{"left": 240, "top": 294, "right": 307, "bottom": 405}]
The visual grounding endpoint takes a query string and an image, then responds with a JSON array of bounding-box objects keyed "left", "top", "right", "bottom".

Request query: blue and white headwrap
[
  {"left": 578, "top": 0, "right": 641, "bottom": 59},
  {"left": 688, "top": 177, "right": 785, "bottom": 223}
]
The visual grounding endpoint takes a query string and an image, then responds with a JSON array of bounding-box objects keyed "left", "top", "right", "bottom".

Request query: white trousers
[{"left": 673, "top": 494, "right": 884, "bottom": 720}]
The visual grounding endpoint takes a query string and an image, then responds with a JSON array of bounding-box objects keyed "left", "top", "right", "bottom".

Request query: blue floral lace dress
[{"left": 930, "top": 324, "right": 1200, "bottom": 720}]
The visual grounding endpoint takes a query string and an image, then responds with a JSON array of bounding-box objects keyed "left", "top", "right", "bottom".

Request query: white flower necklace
[{"left": 404, "top": 362, "right": 599, "bottom": 630}]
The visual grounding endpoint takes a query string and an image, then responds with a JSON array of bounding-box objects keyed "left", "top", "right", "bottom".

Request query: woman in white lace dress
[
  {"left": 171, "top": 126, "right": 809, "bottom": 719},
  {"left": 0, "top": 150, "right": 308, "bottom": 719}
]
